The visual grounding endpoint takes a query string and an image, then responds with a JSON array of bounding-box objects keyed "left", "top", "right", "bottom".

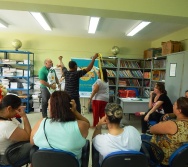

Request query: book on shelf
[
  {"left": 152, "top": 70, "right": 161, "bottom": 81},
  {"left": 143, "top": 80, "right": 150, "bottom": 87},
  {"left": 144, "top": 89, "right": 150, "bottom": 97},
  {"left": 153, "top": 59, "right": 166, "bottom": 68},
  {"left": 108, "top": 79, "right": 115, "bottom": 85},
  {"left": 107, "top": 70, "right": 116, "bottom": 77},
  {"left": 144, "top": 61, "right": 151, "bottom": 68},
  {"left": 102, "top": 60, "right": 116, "bottom": 67},
  {"left": 152, "top": 70, "right": 166, "bottom": 81},
  {"left": 143, "top": 72, "right": 151, "bottom": 79}
]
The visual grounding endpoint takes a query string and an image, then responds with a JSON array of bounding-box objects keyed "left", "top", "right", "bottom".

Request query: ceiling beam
[{"left": 0, "top": 0, "right": 188, "bottom": 24}]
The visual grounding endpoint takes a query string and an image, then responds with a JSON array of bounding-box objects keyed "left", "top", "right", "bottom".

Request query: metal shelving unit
[{"left": 0, "top": 50, "right": 34, "bottom": 113}]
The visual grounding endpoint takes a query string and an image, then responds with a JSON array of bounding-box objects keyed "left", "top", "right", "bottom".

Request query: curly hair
[{"left": 50, "top": 91, "right": 76, "bottom": 122}]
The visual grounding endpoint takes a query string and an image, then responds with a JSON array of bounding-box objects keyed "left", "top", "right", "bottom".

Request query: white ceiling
[{"left": 0, "top": 9, "right": 188, "bottom": 41}]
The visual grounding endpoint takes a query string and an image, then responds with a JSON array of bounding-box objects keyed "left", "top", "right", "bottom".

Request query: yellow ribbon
[{"left": 98, "top": 53, "right": 104, "bottom": 82}]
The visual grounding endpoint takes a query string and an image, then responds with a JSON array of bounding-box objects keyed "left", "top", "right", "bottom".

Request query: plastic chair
[
  {"left": 142, "top": 140, "right": 188, "bottom": 167},
  {"left": 142, "top": 140, "right": 164, "bottom": 167},
  {"left": 92, "top": 144, "right": 148, "bottom": 167},
  {"left": 169, "top": 143, "right": 188, "bottom": 167},
  {"left": 0, "top": 141, "right": 30, "bottom": 167},
  {"left": 31, "top": 139, "right": 90, "bottom": 167}
]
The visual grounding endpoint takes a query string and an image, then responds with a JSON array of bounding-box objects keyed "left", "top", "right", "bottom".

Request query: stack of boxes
[{"left": 161, "top": 40, "right": 182, "bottom": 55}]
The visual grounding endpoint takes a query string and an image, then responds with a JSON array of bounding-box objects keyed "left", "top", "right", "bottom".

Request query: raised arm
[
  {"left": 9, "top": 106, "right": 31, "bottom": 142},
  {"left": 85, "top": 53, "right": 99, "bottom": 72},
  {"left": 70, "top": 100, "right": 90, "bottom": 138},
  {"left": 58, "top": 56, "right": 65, "bottom": 68}
]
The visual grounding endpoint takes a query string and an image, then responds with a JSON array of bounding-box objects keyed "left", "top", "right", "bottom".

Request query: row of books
[
  {"left": 107, "top": 70, "right": 117, "bottom": 77},
  {"left": 144, "top": 61, "right": 151, "bottom": 68},
  {"left": 143, "top": 89, "right": 150, "bottom": 97},
  {"left": 108, "top": 79, "right": 115, "bottom": 85},
  {"left": 109, "top": 89, "right": 115, "bottom": 95},
  {"left": 119, "top": 70, "right": 143, "bottom": 78},
  {"left": 143, "top": 80, "right": 150, "bottom": 87},
  {"left": 120, "top": 60, "right": 140, "bottom": 68},
  {"left": 152, "top": 71, "right": 166, "bottom": 81},
  {"left": 153, "top": 59, "right": 166, "bottom": 68},
  {"left": 143, "top": 72, "right": 151, "bottom": 79},
  {"left": 102, "top": 60, "right": 116, "bottom": 67},
  {"left": 118, "top": 79, "right": 141, "bottom": 87}
]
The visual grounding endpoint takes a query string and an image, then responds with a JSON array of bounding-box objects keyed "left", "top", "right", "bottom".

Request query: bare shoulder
[{"left": 77, "top": 120, "right": 90, "bottom": 138}]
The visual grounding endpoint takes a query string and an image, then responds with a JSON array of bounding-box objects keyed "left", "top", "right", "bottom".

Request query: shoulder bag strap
[{"left": 43, "top": 118, "right": 55, "bottom": 149}]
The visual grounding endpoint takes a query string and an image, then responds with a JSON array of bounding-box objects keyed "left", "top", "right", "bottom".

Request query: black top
[
  {"left": 152, "top": 94, "right": 173, "bottom": 114},
  {"left": 64, "top": 69, "right": 87, "bottom": 98}
]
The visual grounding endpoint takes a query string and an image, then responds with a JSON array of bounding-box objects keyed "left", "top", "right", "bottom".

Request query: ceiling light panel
[
  {"left": 0, "top": 19, "right": 8, "bottom": 28},
  {"left": 30, "top": 12, "right": 52, "bottom": 31},
  {"left": 126, "top": 21, "right": 151, "bottom": 36},
  {"left": 88, "top": 17, "right": 100, "bottom": 34}
]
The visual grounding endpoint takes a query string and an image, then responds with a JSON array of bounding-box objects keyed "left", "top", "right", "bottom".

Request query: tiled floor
[{"left": 27, "top": 111, "right": 142, "bottom": 167}]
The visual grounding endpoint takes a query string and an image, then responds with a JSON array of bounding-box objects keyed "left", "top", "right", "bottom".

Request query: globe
[
  {"left": 111, "top": 46, "right": 120, "bottom": 55},
  {"left": 12, "top": 39, "right": 22, "bottom": 50}
]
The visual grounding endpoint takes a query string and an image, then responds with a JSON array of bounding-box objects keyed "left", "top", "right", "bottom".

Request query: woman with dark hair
[
  {"left": 136, "top": 82, "right": 173, "bottom": 133},
  {"left": 92, "top": 103, "right": 141, "bottom": 164},
  {"left": 0, "top": 95, "right": 32, "bottom": 166},
  {"left": 142, "top": 97, "right": 188, "bottom": 166},
  {"left": 30, "top": 91, "right": 90, "bottom": 165},
  {"left": 89, "top": 68, "right": 109, "bottom": 128}
]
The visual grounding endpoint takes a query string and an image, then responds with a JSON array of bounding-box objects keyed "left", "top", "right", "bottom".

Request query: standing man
[
  {"left": 39, "top": 59, "right": 59, "bottom": 118},
  {"left": 61, "top": 53, "right": 99, "bottom": 113}
]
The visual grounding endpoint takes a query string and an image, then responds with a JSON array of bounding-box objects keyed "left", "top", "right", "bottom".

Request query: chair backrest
[
  {"left": 2, "top": 141, "right": 30, "bottom": 167},
  {"left": 101, "top": 151, "right": 148, "bottom": 167},
  {"left": 169, "top": 143, "right": 188, "bottom": 167},
  {"left": 142, "top": 140, "right": 164, "bottom": 167},
  {"left": 32, "top": 149, "right": 79, "bottom": 167},
  {"left": 31, "top": 139, "right": 90, "bottom": 167},
  {"left": 92, "top": 144, "right": 148, "bottom": 167}
]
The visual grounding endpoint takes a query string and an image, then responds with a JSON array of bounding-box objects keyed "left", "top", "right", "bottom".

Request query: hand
[
  {"left": 93, "top": 53, "right": 99, "bottom": 59},
  {"left": 88, "top": 98, "right": 91, "bottom": 104},
  {"left": 58, "top": 56, "right": 63, "bottom": 61},
  {"left": 162, "top": 114, "right": 169, "bottom": 121},
  {"left": 150, "top": 91, "right": 154, "bottom": 97},
  {"left": 51, "top": 83, "right": 56, "bottom": 89},
  {"left": 98, "top": 116, "right": 107, "bottom": 126},
  {"left": 16, "top": 106, "right": 26, "bottom": 117},
  {"left": 70, "top": 99, "right": 77, "bottom": 113},
  {"left": 144, "top": 114, "right": 149, "bottom": 121}
]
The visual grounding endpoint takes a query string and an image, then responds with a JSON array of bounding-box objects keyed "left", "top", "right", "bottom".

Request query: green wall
[
  {"left": 0, "top": 32, "right": 150, "bottom": 74},
  {"left": 151, "top": 27, "right": 188, "bottom": 50}
]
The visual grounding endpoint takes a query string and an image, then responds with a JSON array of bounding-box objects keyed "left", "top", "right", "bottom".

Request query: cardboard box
[
  {"left": 161, "top": 40, "right": 182, "bottom": 55},
  {"left": 144, "top": 48, "right": 162, "bottom": 59}
]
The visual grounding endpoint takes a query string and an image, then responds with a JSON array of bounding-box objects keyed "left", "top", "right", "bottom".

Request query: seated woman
[
  {"left": 0, "top": 95, "right": 32, "bottom": 165},
  {"left": 142, "top": 97, "right": 188, "bottom": 166},
  {"left": 137, "top": 82, "right": 173, "bottom": 133},
  {"left": 92, "top": 103, "right": 141, "bottom": 165},
  {"left": 30, "top": 91, "right": 90, "bottom": 166}
]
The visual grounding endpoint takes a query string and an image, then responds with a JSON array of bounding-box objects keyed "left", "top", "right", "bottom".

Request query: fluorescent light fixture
[
  {"left": 126, "top": 21, "right": 151, "bottom": 36},
  {"left": 30, "top": 12, "right": 52, "bottom": 31},
  {"left": 88, "top": 17, "right": 100, "bottom": 34},
  {"left": 0, "top": 19, "right": 8, "bottom": 28}
]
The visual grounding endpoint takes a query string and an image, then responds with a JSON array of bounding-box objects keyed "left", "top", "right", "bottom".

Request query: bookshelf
[
  {"left": 101, "top": 56, "right": 167, "bottom": 101},
  {"left": 143, "top": 56, "right": 167, "bottom": 98},
  {"left": 118, "top": 58, "right": 144, "bottom": 98},
  {"left": 101, "top": 57, "right": 118, "bottom": 102}
]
